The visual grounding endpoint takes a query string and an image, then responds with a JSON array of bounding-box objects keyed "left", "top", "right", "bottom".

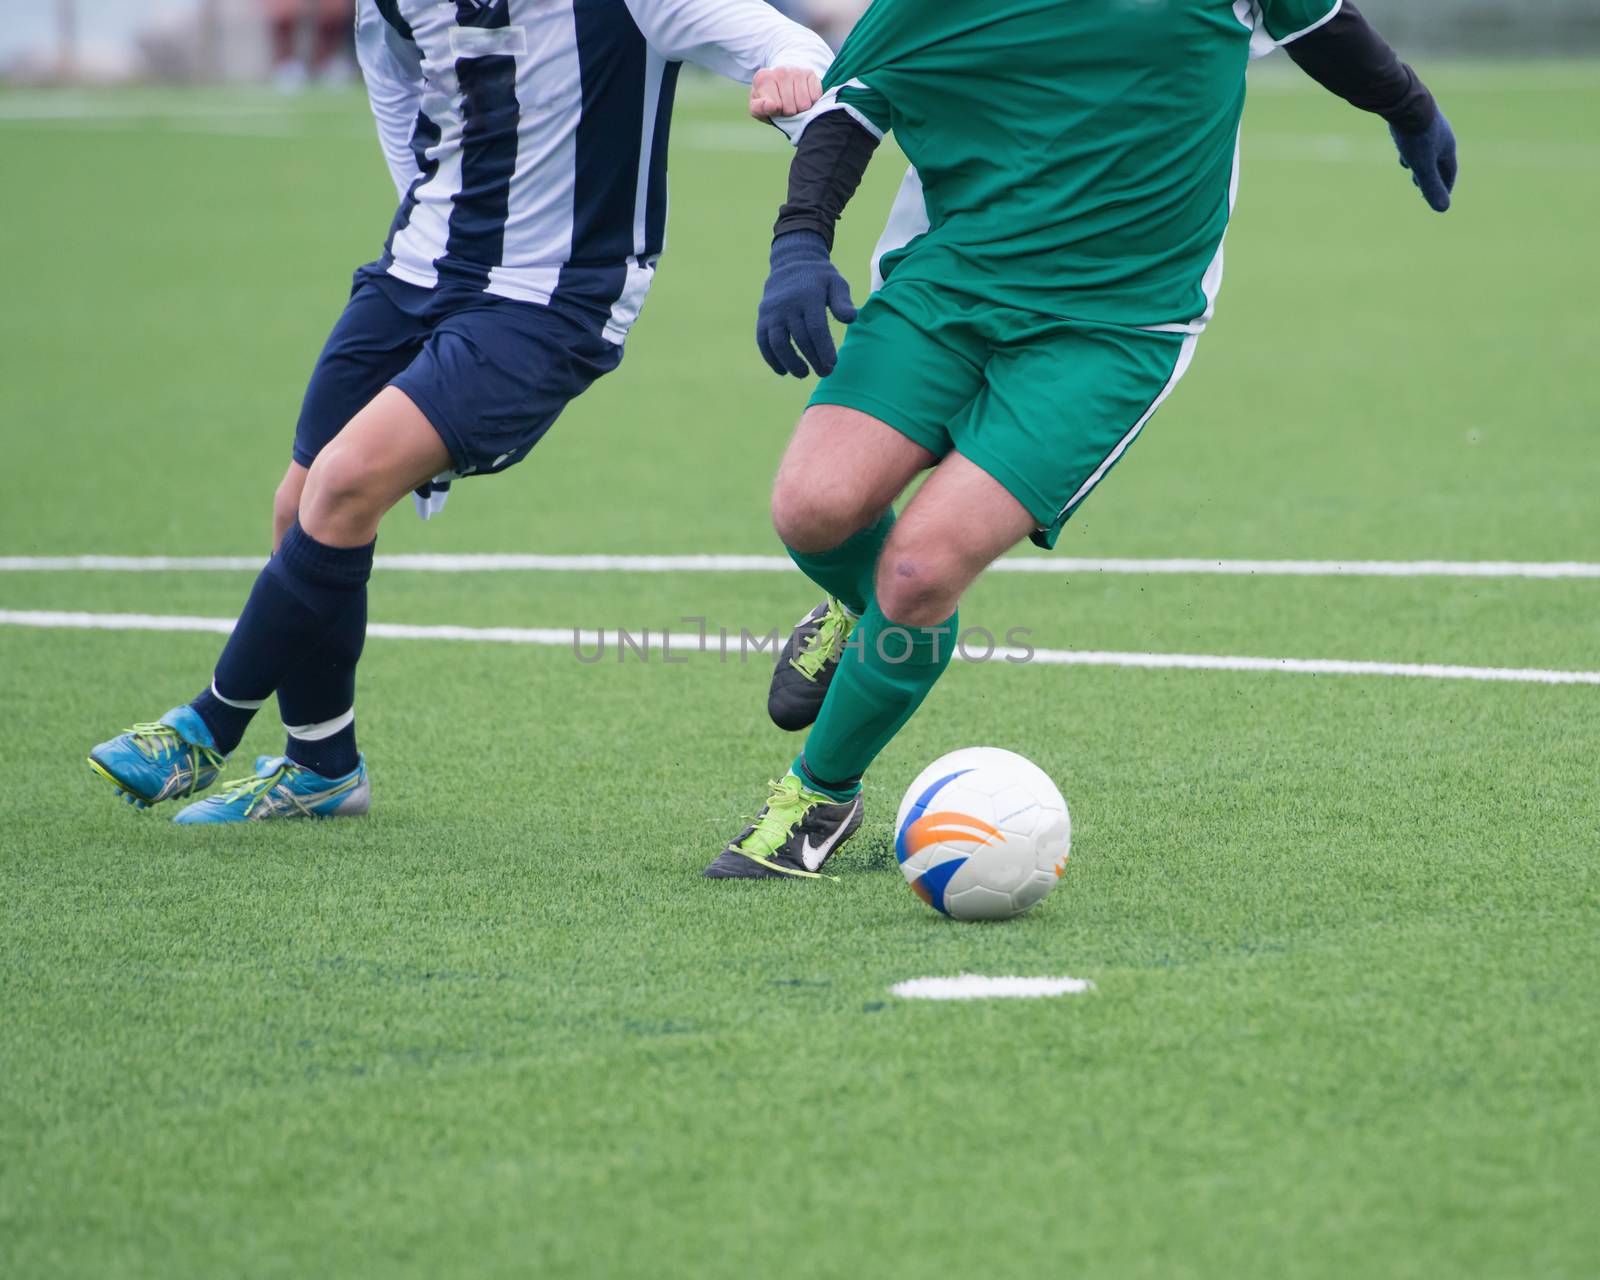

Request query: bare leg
[
  {"left": 299, "top": 386, "right": 451, "bottom": 546},
  {"left": 708, "top": 430, "right": 1039, "bottom": 878},
  {"left": 771, "top": 404, "right": 936, "bottom": 553},
  {"left": 874, "top": 451, "right": 1039, "bottom": 626},
  {"left": 764, "top": 405, "right": 942, "bottom": 729},
  {"left": 795, "top": 451, "right": 1039, "bottom": 793}
]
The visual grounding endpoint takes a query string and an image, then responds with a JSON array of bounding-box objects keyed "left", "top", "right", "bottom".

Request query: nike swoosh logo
[{"left": 800, "top": 822, "right": 849, "bottom": 872}]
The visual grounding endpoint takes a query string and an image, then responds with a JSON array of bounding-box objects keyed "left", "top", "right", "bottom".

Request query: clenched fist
[{"left": 749, "top": 67, "right": 824, "bottom": 119}]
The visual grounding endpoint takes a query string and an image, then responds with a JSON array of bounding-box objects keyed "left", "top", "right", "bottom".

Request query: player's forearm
[
  {"left": 1284, "top": 1, "right": 1436, "bottom": 133},
  {"left": 625, "top": 0, "right": 831, "bottom": 83},
  {"left": 772, "top": 112, "right": 881, "bottom": 251}
]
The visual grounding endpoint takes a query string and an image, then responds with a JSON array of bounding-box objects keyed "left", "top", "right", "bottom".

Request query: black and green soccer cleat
[
  {"left": 704, "top": 774, "right": 864, "bottom": 880},
  {"left": 767, "top": 597, "right": 857, "bottom": 732}
]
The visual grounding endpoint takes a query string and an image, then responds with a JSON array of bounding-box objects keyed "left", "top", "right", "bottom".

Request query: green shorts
[{"left": 809, "top": 279, "right": 1196, "bottom": 548}]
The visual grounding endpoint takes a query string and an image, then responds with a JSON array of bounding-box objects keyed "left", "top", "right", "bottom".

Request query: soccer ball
[{"left": 894, "top": 747, "right": 1071, "bottom": 921}]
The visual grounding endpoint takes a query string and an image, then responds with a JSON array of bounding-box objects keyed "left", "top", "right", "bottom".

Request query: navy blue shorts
[{"left": 293, "top": 265, "right": 624, "bottom": 478}]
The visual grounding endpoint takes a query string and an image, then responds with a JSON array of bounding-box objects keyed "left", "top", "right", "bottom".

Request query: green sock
[
  {"left": 790, "top": 761, "right": 858, "bottom": 804},
  {"left": 800, "top": 603, "right": 959, "bottom": 789},
  {"left": 785, "top": 510, "right": 894, "bottom": 615}
]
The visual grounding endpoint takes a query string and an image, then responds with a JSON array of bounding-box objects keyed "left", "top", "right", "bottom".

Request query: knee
[
  {"left": 875, "top": 540, "right": 963, "bottom": 627},
  {"left": 771, "top": 476, "right": 876, "bottom": 554},
  {"left": 299, "top": 445, "right": 385, "bottom": 533}
]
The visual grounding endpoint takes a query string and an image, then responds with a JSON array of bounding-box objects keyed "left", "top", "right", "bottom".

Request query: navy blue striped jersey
[{"left": 356, "top": 0, "right": 835, "bottom": 342}]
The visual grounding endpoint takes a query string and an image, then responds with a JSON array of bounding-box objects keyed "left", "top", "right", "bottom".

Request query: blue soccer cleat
[
  {"left": 172, "top": 754, "right": 369, "bottom": 824},
  {"left": 87, "top": 705, "right": 226, "bottom": 808}
]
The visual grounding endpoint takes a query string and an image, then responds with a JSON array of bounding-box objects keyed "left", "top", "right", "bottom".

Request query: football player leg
[
  {"left": 268, "top": 461, "right": 368, "bottom": 789},
  {"left": 87, "top": 387, "right": 446, "bottom": 815},
  {"left": 87, "top": 277, "right": 426, "bottom": 811},
  {"left": 257, "top": 272, "right": 441, "bottom": 805},
  {"left": 91, "top": 289, "right": 622, "bottom": 821},
  {"left": 730, "top": 318, "right": 1192, "bottom": 869},
  {"left": 167, "top": 387, "right": 450, "bottom": 824},
  {"left": 763, "top": 281, "right": 987, "bottom": 733},
  {"left": 765, "top": 404, "right": 934, "bottom": 731},
  {"left": 707, "top": 452, "right": 1035, "bottom": 880},
  {"left": 85, "top": 392, "right": 437, "bottom": 814}
]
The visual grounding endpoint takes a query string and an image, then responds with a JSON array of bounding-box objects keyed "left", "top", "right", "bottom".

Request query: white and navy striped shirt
[{"left": 355, "top": 0, "right": 835, "bottom": 344}]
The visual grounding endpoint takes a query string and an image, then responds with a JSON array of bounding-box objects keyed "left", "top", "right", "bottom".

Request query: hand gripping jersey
[{"left": 822, "top": 0, "right": 1343, "bottom": 332}]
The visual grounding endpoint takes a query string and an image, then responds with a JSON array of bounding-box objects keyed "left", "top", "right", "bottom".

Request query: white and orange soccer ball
[{"left": 894, "top": 747, "right": 1071, "bottom": 921}]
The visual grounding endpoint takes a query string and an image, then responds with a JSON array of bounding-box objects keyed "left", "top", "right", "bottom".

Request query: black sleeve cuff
[
  {"left": 1285, "top": 2, "right": 1437, "bottom": 135},
  {"left": 772, "top": 111, "right": 882, "bottom": 252}
]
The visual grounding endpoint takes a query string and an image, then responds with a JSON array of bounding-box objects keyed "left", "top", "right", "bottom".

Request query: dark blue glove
[
  {"left": 756, "top": 230, "right": 858, "bottom": 378},
  {"left": 1390, "top": 112, "right": 1457, "bottom": 213}
]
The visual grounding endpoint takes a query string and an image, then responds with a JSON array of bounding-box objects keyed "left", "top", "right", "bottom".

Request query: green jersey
[{"left": 825, "top": 0, "right": 1339, "bottom": 329}]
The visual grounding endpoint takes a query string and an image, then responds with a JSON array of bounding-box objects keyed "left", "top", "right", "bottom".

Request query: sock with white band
[
  {"left": 190, "top": 522, "right": 374, "bottom": 756},
  {"left": 277, "top": 590, "right": 366, "bottom": 778},
  {"left": 284, "top": 711, "right": 359, "bottom": 779},
  {"left": 190, "top": 681, "right": 266, "bottom": 757}
]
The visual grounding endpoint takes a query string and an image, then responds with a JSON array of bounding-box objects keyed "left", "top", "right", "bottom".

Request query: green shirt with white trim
[{"left": 825, "top": 0, "right": 1341, "bottom": 330}]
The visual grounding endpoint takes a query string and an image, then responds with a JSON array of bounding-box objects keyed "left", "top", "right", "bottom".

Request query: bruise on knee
[{"left": 877, "top": 552, "right": 960, "bottom": 626}]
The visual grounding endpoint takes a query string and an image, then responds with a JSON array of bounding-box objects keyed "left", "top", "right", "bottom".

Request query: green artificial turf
[{"left": 2, "top": 67, "right": 1598, "bottom": 1279}]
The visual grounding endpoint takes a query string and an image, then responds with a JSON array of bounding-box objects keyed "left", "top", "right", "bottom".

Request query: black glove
[
  {"left": 1390, "top": 112, "right": 1458, "bottom": 213},
  {"left": 756, "top": 230, "right": 858, "bottom": 378}
]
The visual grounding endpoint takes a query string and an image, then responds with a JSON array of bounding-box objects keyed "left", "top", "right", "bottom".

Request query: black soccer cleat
[
  {"left": 767, "top": 598, "right": 857, "bottom": 732},
  {"left": 703, "top": 774, "right": 865, "bottom": 880}
]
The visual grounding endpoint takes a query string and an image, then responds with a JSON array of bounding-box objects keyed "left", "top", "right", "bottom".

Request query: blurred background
[{"left": 4, "top": 0, "right": 1598, "bottom": 86}]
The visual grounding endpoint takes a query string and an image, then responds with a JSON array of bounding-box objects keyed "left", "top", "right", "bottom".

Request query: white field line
[
  {"left": 3, "top": 609, "right": 1597, "bottom": 688},
  {"left": 6, "top": 61, "right": 1597, "bottom": 122},
  {"left": 0, "top": 112, "right": 772, "bottom": 147},
  {"left": 678, "top": 126, "right": 1600, "bottom": 167},
  {"left": 1245, "top": 63, "right": 1600, "bottom": 93},
  {"left": 1247, "top": 133, "right": 1600, "bottom": 168},
  {"left": 892, "top": 976, "right": 1096, "bottom": 1000},
  {"left": 2, "top": 97, "right": 1594, "bottom": 166},
  {"left": 3, "top": 553, "right": 1599, "bottom": 579},
  {"left": 682, "top": 125, "right": 1600, "bottom": 166},
  {"left": 0, "top": 98, "right": 299, "bottom": 121}
]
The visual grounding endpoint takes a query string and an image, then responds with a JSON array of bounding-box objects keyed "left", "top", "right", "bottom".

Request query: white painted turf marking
[
  {"left": 4, "top": 554, "right": 1600, "bottom": 580},
  {"left": 3, "top": 610, "right": 1598, "bottom": 688},
  {"left": 5, "top": 107, "right": 1596, "bottom": 167},
  {"left": 892, "top": 976, "right": 1096, "bottom": 1000}
]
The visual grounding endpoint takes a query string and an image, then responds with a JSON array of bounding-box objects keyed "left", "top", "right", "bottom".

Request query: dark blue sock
[
  {"left": 279, "top": 591, "right": 366, "bottom": 778},
  {"left": 286, "top": 719, "right": 360, "bottom": 778},
  {"left": 191, "top": 523, "right": 374, "bottom": 755},
  {"left": 191, "top": 686, "right": 260, "bottom": 757}
]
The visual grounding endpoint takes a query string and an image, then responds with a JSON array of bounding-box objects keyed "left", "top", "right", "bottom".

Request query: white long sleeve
[
  {"left": 623, "top": 0, "right": 834, "bottom": 83},
  {"left": 355, "top": 5, "right": 425, "bottom": 201}
]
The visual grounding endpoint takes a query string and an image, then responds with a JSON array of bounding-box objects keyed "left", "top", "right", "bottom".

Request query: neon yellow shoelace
[
  {"left": 792, "top": 599, "right": 855, "bottom": 681},
  {"left": 125, "top": 722, "right": 184, "bottom": 760},
  {"left": 123, "top": 722, "right": 223, "bottom": 794},
  {"left": 735, "top": 775, "right": 817, "bottom": 857},
  {"left": 212, "top": 762, "right": 305, "bottom": 818}
]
